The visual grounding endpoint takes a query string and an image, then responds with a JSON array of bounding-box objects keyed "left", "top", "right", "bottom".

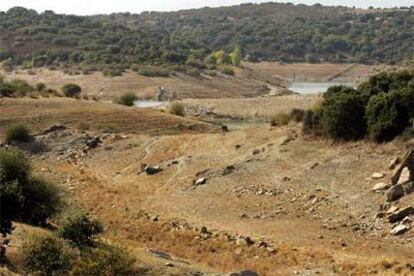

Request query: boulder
[
  {"left": 389, "top": 157, "right": 401, "bottom": 170},
  {"left": 390, "top": 224, "right": 410, "bottom": 235},
  {"left": 145, "top": 166, "right": 163, "bottom": 175},
  {"left": 388, "top": 206, "right": 414, "bottom": 223},
  {"left": 396, "top": 168, "right": 410, "bottom": 185},
  {"left": 42, "top": 124, "right": 66, "bottom": 135},
  {"left": 86, "top": 136, "right": 101, "bottom": 148},
  {"left": 194, "top": 177, "right": 207, "bottom": 186},
  {"left": 371, "top": 172, "right": 385, "bottom": 179},
  {"left": 386, "top": 184, "right": 405, "bottom": 202},
  {"left": 372, "top": 182, "right": 390, "bottom": 192}
]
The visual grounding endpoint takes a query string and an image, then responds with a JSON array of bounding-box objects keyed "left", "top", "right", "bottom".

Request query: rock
[
  {"left": 390, "top": 224, "right": 410, "bottom": 235},
  {"left": 194, "top": 177, "right": 207, "bottom": 186},
  {"left": 222, "top": 125, "right": 229, "bottom": 132},
  {"left": 386, "top": 184, "right": 405, "bottom": 202},
  {"left": 147, "top": 248, "right": 172, "bottom": 260},
  {"left": 310, "top": 162, "right": 319, "bottom": 170},
  {"left": 236, "top": 236, "right": 254, "bottom": 246},
  {"left": 86, "top": 136, "right": 101, "bottom": 148},
  {"left": 144, "top": 166, "right": 163, "bottom": 175},
  {"left": 229, "top": 271, "right": 259, "bottom": 276},
  {"left": 252, "top": 149, "right": 261, "bottom": 155},
  {"left": 165, "top": 262, "right": 174, "bottom": 267},
  {"left": 397, "top": 168, "right": 410, "bottom": 185},
  {"left": 372, "top": 182, "right": 390, "bottom": 192},
  {"left": 371, "top": 172, "right": 385, "bottom": 179},
  {"left": 388, "top": 206, "right": 414, "bottom": 223},
  {"left": 389, "top": 157, "right": 401, "bottom": 170},
  {"left": 42, "top": 124, "right": 66, "bottom": 135},
  {"left": 239, "top": 213, "right": 249, "bottom": 219},
  {"left": 223, "top": 165, "right": 235, "bottom": 175}
]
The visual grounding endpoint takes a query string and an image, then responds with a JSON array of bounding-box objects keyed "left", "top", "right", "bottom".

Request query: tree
[
  {"left": 58, "top": 212, "right": 103, "bottom": 248},
  {"left": 229, "top": 47, "right": 242, "bottom": 67},
  {"left": 62, "top": 83, "right": 82, "bottom": 98}
]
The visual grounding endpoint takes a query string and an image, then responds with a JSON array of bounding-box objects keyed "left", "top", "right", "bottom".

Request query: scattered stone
[
  {"left": 388, "top": 206, "right": 414, "bottom": 223},
  {"left": 229, "top": 271, "right": 259, "bottom": 276},
  {"left": 371, "top": 172, "right": 385, "bottom": 180},
  {"left": 194, "top": 177, "right": 207, "bottom": 186},
  {"left": 42, "top": 124, "right": 66, "bottom": 135},
  {"left": 386, "top": 184, "right": 405, "bottom": 202},
  {"left": 389, "top": 157, "right": 401, "bottom": 170},
  {"left": 147, "top": 249, "right": 172, "bottom": 260},
  {"left": 165, "top": 262, "right": 174, "bottom": 267},
  {"left": 222, "top": 125, "right": 229, "bottom": 132},
  {"left": 396, "top": 168, "right": 410, "bottom": 185},
  {"left": 282, "top": 176, "right": 291, "bottom": 182},
  {"left": 390, "top": 224, "right": 410, "bottom": 235},
  {"left": 86, "top": 136, "right": 101, "bottom": 148},
  {"left": 239, "top": 213, "right": 249, "bottom": 219},
  {"left": 252, "top": 149, "right": 261, "bottom": 155},
  {"left": 372, "top": 182, "right": 390, "bottom": 192},
  {"left": 310, "top": 162, "right": 319, "bottom": 170},
  {"left": 235, "top": 144, "right": 242, "bottom": 149},
  {"left": 223, "top": 165, "right": 235, "bottom": 176},
  {"left": 144, "top": 166, "right": 163, "bottom": 175}
]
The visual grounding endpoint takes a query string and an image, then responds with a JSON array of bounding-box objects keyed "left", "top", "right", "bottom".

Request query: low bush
[
  {"left": 321, "top": 92, "right": 367, "bottom": 141},
  {"left": 302, "top": 109, "right": 322, "bottom": 135},
  {"left": 9, "top": 79, "right": 33, "bottom": 96},
  {"left": 366, "top": 89, "right": 414, "bottom": 142},
  {"left": 62, "top": 83, "right": 82, "bottom": 98},
  {"left": 218, "top": 66, "right": 235, "bottom": 76},
  {"left": 290, "top": 108, "right": 306, "bottom": 122},
  {"left": 20, "top": 234, "right": 71, "bottom": 276},
  {"left": 270, "top": 113, "right": 291, "bottom": 127},
  {"left": 116, "top": 92, "right": 138, "bottom": 107},
  {"left": 0, "top": 81, "right": 15, "bottom": 97},
  {"left": 35, "top": 82, "right": 46, "bottom": 92},
  {"left": 168, "top": 102, "right": 185, "bottom": 116},
  {"left": 58, "top": 212, "right": 103, "bottom": 248},
  {"left": 138, "top": 67, "right": 170, "bottom": 78},
  {"left": 70, "top": 244, "right": 137, "bottom": 276},
  {"left": 4, "top": 124, "right": 31, "bottom": 144},
  {"left": 21, "top": 177, "right": 63, "bottom": 226}
]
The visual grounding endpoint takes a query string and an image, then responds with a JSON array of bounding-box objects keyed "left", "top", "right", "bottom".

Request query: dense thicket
[
  {"left": 0, "top": 4, "right": 414, "bottom": 72},
  {"left": 304, "top": 70, "right": 414, "bottom": 142}
]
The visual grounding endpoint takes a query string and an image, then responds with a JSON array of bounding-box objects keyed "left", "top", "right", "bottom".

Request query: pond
[
  {"left": 134, "top": 100, "right": 165, "bottom": 108},
  {"left": 289, "top": 82, "right": 355, "bottom": 94}
]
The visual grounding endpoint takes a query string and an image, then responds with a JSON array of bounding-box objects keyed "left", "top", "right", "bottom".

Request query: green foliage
[
  {"left": 0, "top": 148, "right": 62, "bottom": 262},
  {"left": 20, "top": 234, "right": 71, "bottom": 276},
  {"left": 229, "top": 47, "right": 242, "bottom": 67},
  {"left": 302, "top": 109, "right": 322, "bottom": 135},
  {"left": 321, "top": 90, "right": 367, "bottom": 140},
  {"left": 62, "top": 83, "right": 82, "bottom": 98},
  {"left": 366, "top": 89, "right": 414, "bottom": 142},
  {"left": 58, "top": 212, "right": 103, "bottom": 248},
  {"left": 168, "top": 102, "right": 185, "bottom": 116},
  {"left": 218, "top": 66, "right": 235, "bottom": 76},
  {"left": 4, "top": 124, "right": 31, "bottom": 144},
  {"left": 35, "top": 82, "right": 46, "bottom": 92},
  {"left": 0, "top": 81, "right": 16, "bottom": 97},
  {"left": 116, "top": 92, "right": 138, "bottom": 107},
  {"left": 9, "top": 79, "right": 33, "bottom": 96},
  {"left": 21, "top": 177, "right": 63, "bottom": 226},
  {"left": 290, "top": 108, "right": 306, "bottom": 122},
  {"left": 270, "top": 113, "right": 291, "bottom": 127},
  {"left": 70, "top": 244, "right": 137, "bottom": 276},
  {"left": 138, "top": 67, "right": 170, "bottom": 78}
]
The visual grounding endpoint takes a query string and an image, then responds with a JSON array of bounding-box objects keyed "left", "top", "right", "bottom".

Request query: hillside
[{"left": 0, "top": 3, "right": 414, "bottom": 74}]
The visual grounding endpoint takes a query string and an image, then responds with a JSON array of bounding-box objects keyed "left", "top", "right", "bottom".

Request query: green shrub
[
  {"left": 168, "top": 102, "right": 185, "bottom": 116},
  {"left": 62, "top": 83, "right": 82, "bottom": 98},
  {"left": 4, "top": 124, "right": 31, "bottom": 144},
  {"left": 20, "top": 177, "right": 63, "bottom": 226},
  {"left": 366, "top": 89, "right": 414, "bottom": 142},
  {"left": 302, "top": 108, "right": 322, "bottom": 135},
  {"left": 20, "top": 234, "right": 71, "bottom": 275},
  {"left": 70, "top": 244, "right": 137, "bottom": 276},
  {"left": 0, "top": 81, "right": 15, "bottom": 97},
  {"left": 270, "top": 113, "right": 291, "bottom": 127},
  {"left": 58, "top": 212, "right": 103, "bottom": 248},
  {"left": 116, "top": 92, "right": 138, "bottom": 107},
  {"left": 218, "top": 66, "right": 235, "bottom": 76},
  {"left": 290, "top": 108, "right": 306, "bottom": 122},
  {"left": 9, "top": 79, "right": 33, "bottom": 96},
  {"left": 35, "top": 82, "right": 46, "bottom": 92},
  {"left": 321, "top": 92, "right": 367, "bottom": 140},
  {"left": 138, "top": 67, "right": 170, "bottom": 78}
]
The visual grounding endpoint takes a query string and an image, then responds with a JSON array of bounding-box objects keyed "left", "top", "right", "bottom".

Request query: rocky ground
[{"left": 3, "top": 110, "right": 414, "bottom": 275}]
